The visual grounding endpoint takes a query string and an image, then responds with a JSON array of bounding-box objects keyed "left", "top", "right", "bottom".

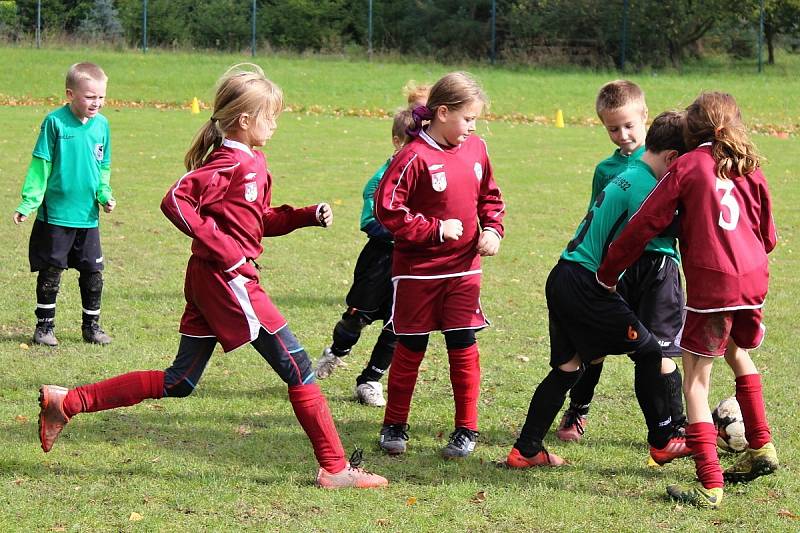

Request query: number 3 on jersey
[{"left": 716, "top": 178, "right": 740, "bottom": 231}]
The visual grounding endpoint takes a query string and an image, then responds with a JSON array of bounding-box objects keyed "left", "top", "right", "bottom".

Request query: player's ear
[
  {"left": 435, "top": 105, "right": 449, "bottom": 122},
  {"left": 665, "top": 149, "right": 679, "bottom": 165},
  {"left": 65, "top": 88, "right": 74, "bottom": 100},
  {"left": 238, "top": 113, "right": 250, "bottom": 130}
]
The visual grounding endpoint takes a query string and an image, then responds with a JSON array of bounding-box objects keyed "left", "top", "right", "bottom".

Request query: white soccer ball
[{"left": 712, "top": 396, "right": 748, "bottom": 453}]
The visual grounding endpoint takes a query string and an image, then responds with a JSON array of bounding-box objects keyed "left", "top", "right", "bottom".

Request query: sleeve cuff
[
  {"left": 595, "top": 272, "right": 616, "bottom": 291},
  {"left": 482, "top": 227, "right": 502, "bottom": 240}
]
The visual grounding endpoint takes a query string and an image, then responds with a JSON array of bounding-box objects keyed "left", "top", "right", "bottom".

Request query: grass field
[{"left": 0, "top": 46, "right": 798, "bottom": 531}]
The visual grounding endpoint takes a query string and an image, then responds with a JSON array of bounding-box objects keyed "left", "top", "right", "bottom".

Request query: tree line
[{"left": 2, "top": 0, "right": 799, "bottom": 68}]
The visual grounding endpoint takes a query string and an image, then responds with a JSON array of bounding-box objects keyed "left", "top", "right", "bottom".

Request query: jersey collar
[{"left": 222, "top": 138, "right": 254, "bottom": 157}]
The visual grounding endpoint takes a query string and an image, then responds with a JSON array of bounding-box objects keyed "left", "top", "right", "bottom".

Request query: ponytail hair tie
[
  {"left": 210, "top": 116, "right": 217, "bottom": 123},
  {"left": 714, "top": 125, "right": 724, "bottom": 136},
  {"left": 407, "top": 104, "right": 434, "bottom": 137}
]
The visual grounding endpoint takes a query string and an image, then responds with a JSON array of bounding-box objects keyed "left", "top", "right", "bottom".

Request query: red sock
[
  {"left": 735, "top": 373, "right": 771, "bottom": 449},
  {"left": 448, "top": 344, "right": 480, "bottom": 430},
  {"left": 288, "top": 383, "right": 346, "bottom": 474},
  {"left": 62, "top": 370, "right": 165, "bottom": 417},
  {"left": 383, "top": 343, "right": 425, "bottom": 425},
  {"left": 686, "top": 422, "right": 723, "bottom": 489}
]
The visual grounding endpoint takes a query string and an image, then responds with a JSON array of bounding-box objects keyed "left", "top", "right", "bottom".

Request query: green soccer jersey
[
  {"left": 562, "top": 159, "right": 678, "bottom": 273},
  {"left": 19, "top": 105, "right": 112, "bottom": 228},
  {"left": 588, "top": 145, "right": 646, "bottom": 210},
  {"left": 359, "top": 158, "right": 390, "bottom": 231}
]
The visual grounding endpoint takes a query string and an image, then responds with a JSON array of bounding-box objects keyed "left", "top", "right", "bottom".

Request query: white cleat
[
  {"left": 354, "top": 381, "right": 386, "bottom": 407},
  {"left": 315, "top": 347, "right": 346, "bottom": 379}
]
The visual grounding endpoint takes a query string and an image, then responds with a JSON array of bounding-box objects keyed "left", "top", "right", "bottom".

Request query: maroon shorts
[
  {"left": 387, "top": 273, "right": 488, "bottom": 335},
  {"left": 179, "top": 256, "right": 287, "bottom": 352},
  {"left": 677, "top": 308, "right": 765, "bottom": 357}
]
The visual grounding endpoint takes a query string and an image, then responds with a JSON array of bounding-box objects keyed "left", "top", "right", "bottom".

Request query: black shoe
[
  {"left": 33, "top": 320, "right": 58, "bottom": 347},
  {"left": 379, "top": 423, "right": 409, "bottom": 455},
  {"left": 442, "top": 427, "right": 479, "bottom": 459},
  {"left": 82, "top": 321, "right": 112, "bottom": 345}
]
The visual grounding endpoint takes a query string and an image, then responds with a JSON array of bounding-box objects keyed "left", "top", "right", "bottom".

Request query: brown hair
[
  {"left": 595, "top": 79, "right": 647, "bottom": 118},
  {"left": 645, "top": 110, "right": 686, "bottom": 154},
  {"left": 392, "top": 108, "right": 415, "bottom": 145},
  {"left": 427, "top": 71, "right": 488, "bottom": 116},
  {"left": 685, "top": 92, "right": 760, "bottom": 179},
  {"left": 403, "top": 80, "right": 431, "bottom": 107},
  {"left": 66, "top": 62, "right": 107, "bottom": 89},
  {"left": 184, "top": 63, "right": 283, "bottom": 171}
]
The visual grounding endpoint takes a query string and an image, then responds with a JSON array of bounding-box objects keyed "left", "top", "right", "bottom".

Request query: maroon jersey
[
  {"left": 375, "top": 130, "right": 505, "bottom": 278},
  {"left": 161, "top": 139, "right": 319, "bottom": 271},
  {"left": 598, "top": 144, "right": 777, "bottom": 311}
]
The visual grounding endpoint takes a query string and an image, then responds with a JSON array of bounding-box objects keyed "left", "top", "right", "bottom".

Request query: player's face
[
  {"left": 600, "top": 103, "right": 647, "bottom": 155},
  {"left": 436, "top": 100, "right": 484, "bottom": 146},
  {"left": 67, "top": 78, "right": 107, "bottom": 122},
  {"left": 247, "top": 111, "right": 278, "bottom": 147}
]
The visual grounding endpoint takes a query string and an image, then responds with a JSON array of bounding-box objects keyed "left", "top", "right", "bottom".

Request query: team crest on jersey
[
  {"left": 474, "top": 162, "right": 483, "bottom": 181},
  {"left": 244, "top": 181, "right": 258, "bottom": 202},
  {"left": 244, "top": 172, "right": 257, "bottom": 180},
  {"left": 431, "top": 171, "right": 447, "bottom": 192},
  {"left": 94, "top": 144, "right": 104, "bottom": 161}
]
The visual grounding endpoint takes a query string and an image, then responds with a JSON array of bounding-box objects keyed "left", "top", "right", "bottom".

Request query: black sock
[
  {"left": 568, "top": 360, "right": 604, "bottom": 411},
  {"left": 357, "top": 329, "right": 397, "bottom": 385},
  {"left": 515, "top": 366, "right": 583, "bottom": 456},
  {"left": 663, "top": 366, "right": 686, "bottom": 429},
  {"left": 633, "top": 347, "right": 673, "bottom": 449}
]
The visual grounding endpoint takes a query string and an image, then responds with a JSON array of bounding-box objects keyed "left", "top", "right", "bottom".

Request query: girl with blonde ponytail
[
  {"left": 37, "top": 64, "right": 388, "bottom": 490},
  {"left": 597, "top": 91, "right": 779, "bottom": 508}
]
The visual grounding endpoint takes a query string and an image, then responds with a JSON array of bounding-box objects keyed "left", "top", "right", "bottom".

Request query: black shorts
[
  {"left": 345, "top": 237, "right": 393, "bottom": 321},
  {"left": 546, "top": 260, "right": 654, "bottom": 368},
  {"left": 29, "top": 220, "right": 104, "bottom": 272},
  {"left": 617, "top": 253, "right": 684, "bottom": 357}
]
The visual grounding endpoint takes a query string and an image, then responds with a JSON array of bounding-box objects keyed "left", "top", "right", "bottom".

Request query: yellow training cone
[
  {"left": 191, "top": 97, "right": 200, "bottom": 114},
  {"left": 555, "top": 109, "right": 565, "bottom": 128}
]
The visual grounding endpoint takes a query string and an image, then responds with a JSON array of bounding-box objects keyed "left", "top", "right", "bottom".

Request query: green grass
[{"left": 0, "top": 47, "right": 798, "bottom": 531}]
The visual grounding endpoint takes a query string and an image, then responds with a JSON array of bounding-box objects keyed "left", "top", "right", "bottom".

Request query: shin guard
[
  {"left": 288, "top": 383, "right": 347, "bottom": 473},
  {"left": 686, "top": 422, "right": 723, "bottom": 489},
  {"left": 63, "top": 370, "right": 165, "bottom": 417}
]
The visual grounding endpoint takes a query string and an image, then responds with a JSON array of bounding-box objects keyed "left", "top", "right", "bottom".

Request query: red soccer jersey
[
  {"left": 375, "top": 130, "right": 505, "bottom": 277},
  {"left": 597, "top": 144, "right": 777, "bottom": 311},
  {"left": 161, "top": 139, "right": 319, "bottom": 271}
]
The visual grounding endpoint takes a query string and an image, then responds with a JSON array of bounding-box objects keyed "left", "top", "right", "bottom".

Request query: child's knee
[{"left": 79, "top": 270, "right": 103, "bottom": 292}]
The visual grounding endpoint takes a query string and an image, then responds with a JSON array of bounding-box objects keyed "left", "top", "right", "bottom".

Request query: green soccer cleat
[
  {"left": 666, "top": 483, "right": 724, "bottom": 509},
  {"left": 723, "top": 442, "right": 779, "bottom": 484}
]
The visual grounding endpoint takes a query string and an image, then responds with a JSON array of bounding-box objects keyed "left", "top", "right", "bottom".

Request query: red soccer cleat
[
  {"left": 505, "top": 447, "right": 566, "bottom": 468},
  {"left": 649, "top": 436, "right": 691, "bottom": 465},
  {"left": 316, "top": 463, "right": 389, "bottom": 489},
  {"left": 555, "top": 409, "right": 588, "bottom": 442},
  {"left": 38, "top": 385, "right": 71, "bottom": 452}
]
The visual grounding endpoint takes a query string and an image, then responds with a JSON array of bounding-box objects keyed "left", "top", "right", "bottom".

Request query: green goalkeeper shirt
[
  {"left": 562, "top": 158, "right": 678, "bottom": 273},
  {"left": 17, "top": 105, "right": 112, "bottom": 228}
]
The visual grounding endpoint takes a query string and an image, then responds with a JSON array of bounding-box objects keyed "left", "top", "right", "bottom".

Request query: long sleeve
[
  {"left": 263, "top": 204, "right": 319, "bottom": 237},
  {"left": 477, "top": 156, "right": 505, "bottom": 238},
  {"left": 759, "top": 180, "right": 778, "bottom": 254},
  {"left": 97, "top": 164, "right": 113, "bottom": 205},
  {"left": 16, "top": 156, "right": 52, "bottom": 216},
  {"left": 160, "top": 162, "right": 246, "bottom": 271},
  {"left": 375, "top": 152, "right": 441, "bottom": 245},
  {"left": 596, "top": 169, "right": 681, "bottom": 287}
]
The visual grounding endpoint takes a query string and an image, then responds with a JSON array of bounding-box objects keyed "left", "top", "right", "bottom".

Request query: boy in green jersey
[
  {"left": 314, "top": 108, "right": 416, "bottom": 406},
  {"left": 507, "top": 111, "right": 690, "bottom": 468},
  {"left": 13, "top": 62, "right": 115, "bottom": 347},
  {"left": 555, "top": 81, "right": 687, "bottom": 452}
]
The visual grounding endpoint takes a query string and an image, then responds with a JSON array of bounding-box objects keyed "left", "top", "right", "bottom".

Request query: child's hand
[
  {"left": 317, "top": 203, "right": 333, "bottom": 227},
  {"left": 102, "top": 199, "right": 117, "bottom": 213},
  {"left": 12, "top": 212, "right": 27, "bottom": 225},
  {"left": 441, "top": 219, "right": 463, "bottom": 241},
  {"left": 477, "top": 229, "right": 501, "bottom": 256}
]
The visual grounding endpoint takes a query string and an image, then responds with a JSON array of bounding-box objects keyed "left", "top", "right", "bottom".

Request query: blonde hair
[
  {"left": 403, "top": 80, "right": 431, "bottom": 107},
  {"left": 595, "top": 79, "right": 646, "bottom": 118},
  {"left": 184, "top": 63, "right": 284, "bottom": 171},
  {"left": 685, "top": 92, "right": 760, "bottom": 179},
  {"left": 392, "top": 108, "right": 415, "bottom": 145},
  {"left": 66, "top": 62, "right": 107, "bottom": 89}
]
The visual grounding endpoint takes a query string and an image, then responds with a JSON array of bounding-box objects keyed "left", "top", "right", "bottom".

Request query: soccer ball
[{"left": 712, "top": 396, "right": 748, "bottom": 453}]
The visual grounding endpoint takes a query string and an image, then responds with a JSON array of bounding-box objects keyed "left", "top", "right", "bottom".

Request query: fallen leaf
[
  {"left": 406, "top": 496, "right": 417, "bottom": 506},
  {"left": 236, "top": 425, "right": 252, "bottom": 437},
  {"left": 517, "top": 356, "right": 530, "bottom": 362},
  {"left": 49, "top": 527, "right": 66, "bottom": 532},
  {"left": 19, "top": 343, "right": 29, "bottom": 349},
  {"left": 129, "top": 512, "right": 143, "bottom": 521},
  {"left": 471, "top": 490, "right": 487, "bottom": 503},
  {"left": 13, "top": 478, "right": 25, "bottom": 485},
  {"left": 778, "top": 509, "right": 799, "bottom": 519},
  {"left": 15, "top": 415, "right": 28, "bottom": 423},
  {"left": 376, "top": 518, "right": 389, "bottom": 526}
]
